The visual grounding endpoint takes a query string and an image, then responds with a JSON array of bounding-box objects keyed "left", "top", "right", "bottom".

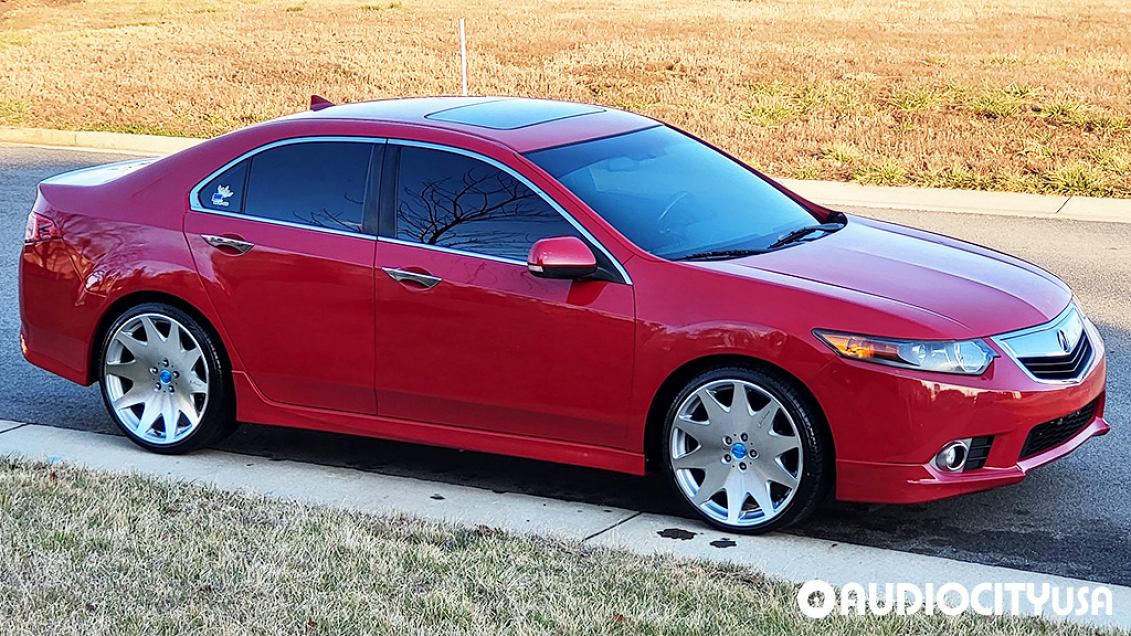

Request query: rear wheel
[
  {"left": 99, "top": 303, "right": 236, "bottom": 453},
  {"left": 661, "top": 366, "right": 830, "bottom": 533}
]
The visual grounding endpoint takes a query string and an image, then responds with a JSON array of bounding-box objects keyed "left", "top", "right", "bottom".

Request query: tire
[
  {"left": 99, "top": 302, "right": 237, "bottom": 454},
  {"left": 661, "top": 365, "right": 831, "bottom": 533}
]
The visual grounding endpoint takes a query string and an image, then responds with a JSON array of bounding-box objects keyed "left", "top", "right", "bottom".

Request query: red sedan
[{"left": 19, "top": 97, "right": 1109, "bottom": 533}]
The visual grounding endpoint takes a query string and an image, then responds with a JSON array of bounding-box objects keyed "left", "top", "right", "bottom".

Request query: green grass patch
[
  {"left": 83, "top": 122, "right": 205, "bottom": 138},
  {"left": 970, "top": 93, "right": 1022, "bottom": 119},
  {"left": 1040, "top": 163, "right": 1115, "bottom": 196},
  {"left": 820, "top": 143, "right": 862, "bottom": 165},
  {"left": 0, "top": 99, "right": 31, "bottom": 125},
  {"left": 0, "top": 31, "right": 33, "bottom": 47},
  {"left": 285, "top": 4, "right": 305, "bottom": 11},
  {"left": 853, "top": 161, "right": 908, "bottom": 185},
  {"left": 0, "top": 457, "right": 1110, "bottom": 636},
  {"left": 889, "top": 88, "right": 938, "bottom": 111},
  {"left": 362, "top": 1, "right": 402, "bottom": 9}
]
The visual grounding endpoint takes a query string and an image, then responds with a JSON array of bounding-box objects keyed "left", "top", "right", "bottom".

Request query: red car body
[{"left": 20, "top": 97, "right": 1108, "bottom": 507}]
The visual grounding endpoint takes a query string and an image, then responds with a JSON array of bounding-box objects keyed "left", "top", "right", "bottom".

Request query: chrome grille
[
  {"left": 1017, "top": 333, "right": 1093, "bottom": 381},
  {"left": 993, "top": 304, "right": 1094, "bottom": 383}
]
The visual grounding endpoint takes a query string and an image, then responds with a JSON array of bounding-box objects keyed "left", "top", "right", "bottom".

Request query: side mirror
[{"left": 527, "top": 236, "right": 598, "bottom": 280}]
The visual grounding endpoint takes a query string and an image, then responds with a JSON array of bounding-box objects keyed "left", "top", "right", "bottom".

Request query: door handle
[
  {"left": 202, "top": 234, "right": 255, "bottom": 254},
  {"left": 382, "top": 267, "right": 441, "bottom": 289}
]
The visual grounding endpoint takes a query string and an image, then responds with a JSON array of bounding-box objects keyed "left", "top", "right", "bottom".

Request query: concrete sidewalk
[
  {"left": 0, "top": 422, "right": 1127, "bottom": 630},
  {"left": 2, "top": 125, "right": 1130, "bottom": 224}
]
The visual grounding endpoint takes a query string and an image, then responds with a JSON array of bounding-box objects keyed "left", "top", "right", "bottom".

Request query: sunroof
[{"left": 426, "top": 99, "right": 604, "bottom": 130}]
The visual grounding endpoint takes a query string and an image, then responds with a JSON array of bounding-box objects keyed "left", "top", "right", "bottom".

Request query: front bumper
[{"left": 810, "top": 318, "right": 1109, "bottom": 504}]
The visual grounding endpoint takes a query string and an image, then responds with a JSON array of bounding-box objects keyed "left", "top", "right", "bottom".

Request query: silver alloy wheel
[
  {"left": 103, "top": 313, "right": 210, "bottom": 445},
  {"left": 669, "top": 379, "right": 804, "bottom": 527}
]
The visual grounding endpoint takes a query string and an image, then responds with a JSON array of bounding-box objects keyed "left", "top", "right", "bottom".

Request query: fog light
[{"left": 934, "top": 439, "right": 971, "bottom": 472}]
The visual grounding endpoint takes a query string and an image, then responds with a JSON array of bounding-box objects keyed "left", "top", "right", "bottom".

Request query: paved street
[{"left": 2, "top": 145, "right": 1128, "bottom": 585}]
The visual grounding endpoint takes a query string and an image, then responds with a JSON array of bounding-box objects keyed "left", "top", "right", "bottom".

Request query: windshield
[{"left": 525, "top": 125, "right": 818, "bottom": 260}]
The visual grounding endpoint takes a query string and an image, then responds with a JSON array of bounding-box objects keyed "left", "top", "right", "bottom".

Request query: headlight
[{"left": 813, "top": 330, "right": 996, "bottom": 375}]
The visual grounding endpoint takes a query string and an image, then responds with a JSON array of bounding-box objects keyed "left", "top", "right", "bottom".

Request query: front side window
[
  {"left": 525, "top": 125, "right": 818, "bottom": 260},
  {"left": 394, "top": 145, "right": 580, "bottom": 261},
  {"left": 241, "top": 141, "right": 372, "bottom": 233}
]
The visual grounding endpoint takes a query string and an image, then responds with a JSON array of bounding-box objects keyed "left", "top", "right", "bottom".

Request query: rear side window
[
  {"left": 198, "top": 161, "right": 248, "bottom": 213},
  {"left": 394, "top": 146, "right": 579, "bottom": 261},
  {"left": 242, "top": 141, "right": 372, "bottom": 234}
]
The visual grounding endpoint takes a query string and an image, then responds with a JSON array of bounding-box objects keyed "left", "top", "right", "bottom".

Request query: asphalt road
[{"left": 2, "top": 146, "right": 1128, "bottom": 586}]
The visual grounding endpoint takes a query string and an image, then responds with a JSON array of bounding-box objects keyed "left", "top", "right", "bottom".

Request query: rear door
[{"left": 185, "top": 138, "right": 381, "bottom": 414}]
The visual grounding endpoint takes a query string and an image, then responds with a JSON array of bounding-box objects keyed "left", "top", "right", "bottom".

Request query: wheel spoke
[
  {"left": 723, "top": 476, "right": 747, "bottom": 524},
  {"left": 136, "top": 399, "right": 161, "bottom": 436},
  {"left": 672, "top": 448, "right": 714, "bottom": 472},
  {"left": 765, "top": 459, "right": 799, "bottom": 489},
  {"left": 730, "top": 382, "right": 753, "bottom": 419},
  {"left": 162, "top": 399, "right": 179, "bottom": 442},
  {"left": 746, "top": 474, "right": 776, "bottom": 516},
  {"left": 751, "top": 402, "right": 779, "bottom": 431},
  {"left": 106, "top": 359, "right": 150, "bottom": 385},
  {"left": 140, "top": 316, "right": 166, "bottom": 347},
  {"left": 178, "top": 394, "right": 202, "bottom": 427},
  {"left": 758, "top": 431, "right": 802, "bottom": 459},
  {"left": 112, "top": 386, "right": 150, "bottom": 411},
  {"left": 692, "top": 464, "right": 729, "bottom": 506},
  {"left": 694, "top": 386, "right": 730, "bottom": 427}
]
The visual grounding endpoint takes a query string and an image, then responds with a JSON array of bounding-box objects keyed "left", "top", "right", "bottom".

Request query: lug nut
[
  {"left": 741, "top": 433, "right": 748, "bottom": 442},
  {"left": 724, "top": 436, "right": 732, "bottom": 445},
  {"left": 150, "top": 367, "right": 158, "bottom": 374},
  {"left": 173, "top": 371, "right": 180, "bottom": 378},
  {"left": 162, "top": 359, "right": 169, "bottom": 367},
  {"left": 739, "top": 462, "right": 747, "bottom": 470},
  {"left": 154, "top": 384, "right": 161, "bottom": 391},
  {"left": 724, "top": 454, "right": 731, "bottom": 462}
]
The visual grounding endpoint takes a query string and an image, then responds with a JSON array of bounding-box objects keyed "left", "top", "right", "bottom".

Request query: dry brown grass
[{"left": 1, "top": 0, "right": 1129, "bottom": 196}]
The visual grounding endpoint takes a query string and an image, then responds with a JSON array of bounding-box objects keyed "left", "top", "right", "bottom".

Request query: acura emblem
[{"left": 1057, "top": 329, "right": 1071, "bottom": 353}]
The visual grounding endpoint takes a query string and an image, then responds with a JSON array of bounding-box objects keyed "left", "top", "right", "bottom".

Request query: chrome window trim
[
  {"left": 379, "top": 236, "right": 526, "bottom": 267},
  {"left": 991, "top": 303, "right": 1097, "bottom": 384},
  {"left": 188, "top": 136, "right": 385, "bottom": 241},
  {"left": 388, "top": 139, "right": 633, "bottom": 285}
]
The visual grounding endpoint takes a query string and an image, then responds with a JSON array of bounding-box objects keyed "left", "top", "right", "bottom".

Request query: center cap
[
  {"left": 731, "top": 443, "right": 747, "bottom": 460},
  {"left": 159, "top": 369, "right": 173, "bottom": 384}
]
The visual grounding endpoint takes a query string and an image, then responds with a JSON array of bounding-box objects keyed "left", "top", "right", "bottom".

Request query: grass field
[
  {"left": 0, "top": 0, "right": 1129, "bottom": 197},
  {"left": 0, "top": 457, "right": 1118, "bottom": 635}
]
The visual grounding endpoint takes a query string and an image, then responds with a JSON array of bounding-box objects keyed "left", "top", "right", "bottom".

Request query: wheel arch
[
  {"left": 642, "top": 353, "right": 835, "bottom": 474},
  {"left": 89, "top": 291, "right": 234, "bottom": 384}
]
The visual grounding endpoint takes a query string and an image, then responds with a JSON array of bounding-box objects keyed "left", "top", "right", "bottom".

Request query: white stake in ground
[{"left": 459, "top": 19, "right": 468, "bottom": 96}]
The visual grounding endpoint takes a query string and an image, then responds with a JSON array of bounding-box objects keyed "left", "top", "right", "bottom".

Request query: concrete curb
[
  {"left": 2, "top": 126, "right": 1129, "bottom": 223},
  {"left": 0, "top": 423, "right": 1127, "bottom": 630},
  {"left": 0, "top": 126, "right": 202, "bottom": 156}
]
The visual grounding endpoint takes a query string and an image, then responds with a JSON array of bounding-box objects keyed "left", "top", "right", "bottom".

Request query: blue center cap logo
[
  {"left": 731, "top": 443, "right": 747, "bottom": 460},
  {"left": 159, "top": 370, "right": 172, "bottom": 384}
]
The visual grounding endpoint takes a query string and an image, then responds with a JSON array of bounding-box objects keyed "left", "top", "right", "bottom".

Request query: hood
[{"left": 700, "top": 216, "right": 1071, "bottom": 338}]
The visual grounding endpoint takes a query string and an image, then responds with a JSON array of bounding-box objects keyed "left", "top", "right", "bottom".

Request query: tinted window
[
  {"left": 395, "top": 146, "right": 580, "bottom": 261},
  {"left": 526, "top": 126, "right": 817, "bottom": 260},
  {"left": 243, "top": 141, "right": 372, "bottom": 233},
  {"left": 198, "top": 161, "right": 248, "bottom": 213}
]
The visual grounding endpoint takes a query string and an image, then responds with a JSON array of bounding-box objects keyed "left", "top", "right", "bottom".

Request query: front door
[
  {"left": 185, "top": 139, "right": 380, "bottom": 414},
  {"left": 374, "top": 143, "right": 634, "bottom": 447}
]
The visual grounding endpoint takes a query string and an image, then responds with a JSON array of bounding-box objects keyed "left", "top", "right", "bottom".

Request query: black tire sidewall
[
  {"left": 98, "top": 302, "right": 234, "bottom": 454},
  {"left": 661, "top": 365, "right": 831, "bottom": 534}
]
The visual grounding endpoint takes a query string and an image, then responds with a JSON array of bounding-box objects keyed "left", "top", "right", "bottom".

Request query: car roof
[{"left": 286, "top": 96, "right": 659, "bottom": 153}]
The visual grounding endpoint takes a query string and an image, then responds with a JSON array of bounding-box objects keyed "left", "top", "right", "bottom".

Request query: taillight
[{"left": 24, "top": 211, "right": 61, "bottom": 244}]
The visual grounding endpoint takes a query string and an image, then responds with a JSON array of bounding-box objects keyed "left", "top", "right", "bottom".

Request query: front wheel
[
  {"left": 661, "top": 366, "right": 831, "bottom": 533},
  {"left": 99, "top": 303, "right": 236, "bottom": 454}
]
